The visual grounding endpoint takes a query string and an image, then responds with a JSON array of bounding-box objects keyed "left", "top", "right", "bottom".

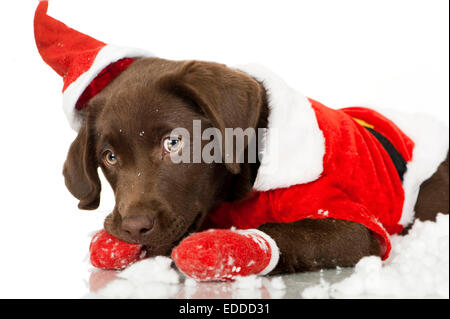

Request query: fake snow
[
  {"left": 266, "top": 276, "right": 287, "bottom": 290},
  {"left": 302, "top": 278, "right": 331, "bottom": 299},
  {"left": 229, "top": 276, "right": 286, "bottom": 299},
  {"left": 88, "top": 256, "right": 181, "bottom": 298},
  {"left": 86, "top": 215, "right": 447, "bottom": 299},
  {"left": 318, "top": 209, "right": 329, "bottom": 216},
  {"left": 231, "top": 275, "right": 286, "bottom": 291},
  {"left": 184, "top": 278, "right": 198, "bottom": 287},
  {"left": 302, "top": 214, "right": 449, "bottom": 299},
  {"left": 232, "top": 275, "right": 263, "bottom": 289},
  {"left": 87, "top": 258, "right": 287, "bottom": 299},
  {"left": 118, "top": 256, "right": 179, "bottom": 284}
]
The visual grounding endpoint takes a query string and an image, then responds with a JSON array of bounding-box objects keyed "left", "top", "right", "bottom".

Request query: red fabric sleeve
[
  {"left": 273, "top": 182, "right": 391, "bottom": 259},
  {"left": 299, "top": 198, "right": 391, "bottom": 259},
  {"left": 206, "top": 191, "right": 272, "bottom": 230},
  {"left": 207, "top": 178, "right": 392, "bottom": 260}
]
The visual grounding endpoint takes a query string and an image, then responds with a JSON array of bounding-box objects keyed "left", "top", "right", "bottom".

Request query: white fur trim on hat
[
  {"left": 236, "top": 64, "right": 326, "bottom": 191},
  {"left": 63, "top": 44, "right": 154, "bottom": 131}
]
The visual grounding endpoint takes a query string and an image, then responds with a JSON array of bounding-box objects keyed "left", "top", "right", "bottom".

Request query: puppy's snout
[{"left": 121, "top": 215, "right": 154, "bottom": 240}]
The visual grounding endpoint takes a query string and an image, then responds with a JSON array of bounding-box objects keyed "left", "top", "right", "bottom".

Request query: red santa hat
[{"left": 34, "top": 1, "right": 153, "bottom": 131}]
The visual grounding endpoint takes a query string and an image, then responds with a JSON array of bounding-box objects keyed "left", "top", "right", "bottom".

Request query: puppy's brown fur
[{"left": 63, "top": 57, "right": 449, "bottom": 273}]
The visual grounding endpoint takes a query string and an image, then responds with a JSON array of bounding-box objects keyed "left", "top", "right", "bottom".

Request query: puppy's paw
[
  {"left": 89, "top": 229, "right": 147, "bottom": 270},
  {"left": 171, "top": 229, "right": 279, "bottom": 281}
]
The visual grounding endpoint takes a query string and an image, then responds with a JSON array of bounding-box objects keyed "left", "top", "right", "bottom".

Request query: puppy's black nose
[{"left": 121, "top": 215, "right": 154, "bottom": 240}]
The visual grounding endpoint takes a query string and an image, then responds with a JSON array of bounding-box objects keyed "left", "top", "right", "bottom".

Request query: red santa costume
[
  {"left": 173, "top": 69, "right": 448, "bottom": 278},
  {"left": 34, "top": 2, "right": 449, "bottom": 277},
  {"left": 199, "top": 64, "right": 448, "bottom": 269}
]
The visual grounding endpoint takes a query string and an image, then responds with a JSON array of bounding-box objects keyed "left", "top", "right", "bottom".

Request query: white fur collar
[{"left": 236, "top": 64, "right": 326, "bottom": 191}]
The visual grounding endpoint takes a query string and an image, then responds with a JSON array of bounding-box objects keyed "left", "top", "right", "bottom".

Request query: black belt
[{"left": 365, "top": 126, "right": 407, "bottom": 181}]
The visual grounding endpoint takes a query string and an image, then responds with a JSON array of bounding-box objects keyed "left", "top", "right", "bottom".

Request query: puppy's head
[{"left": 63, "top": 58, "right": 264, "bottom": 255}]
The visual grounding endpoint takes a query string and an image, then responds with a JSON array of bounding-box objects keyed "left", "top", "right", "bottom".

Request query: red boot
[
  {"left": 89, "top": 229, "right": 147, "bottom": 270},
  {"left": 172, "top": 229, "right": 279, "bottom": 281}
]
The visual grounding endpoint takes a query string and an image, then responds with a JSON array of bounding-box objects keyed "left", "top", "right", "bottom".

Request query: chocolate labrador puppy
[{"left": 63, "top": 58, "right": 449, "bottom": 274}]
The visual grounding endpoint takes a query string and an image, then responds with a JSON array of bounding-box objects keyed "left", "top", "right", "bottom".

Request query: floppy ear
[
  {"left": 63, "top": 118, "right": 101, "bottom": 210},
  {"left": 162, "top": 61, "right": 263, "bottom": 174}
]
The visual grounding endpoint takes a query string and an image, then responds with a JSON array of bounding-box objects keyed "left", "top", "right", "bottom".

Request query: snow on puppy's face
[{"left": 63, "top": 58, "right": 263, "bottom": 256}]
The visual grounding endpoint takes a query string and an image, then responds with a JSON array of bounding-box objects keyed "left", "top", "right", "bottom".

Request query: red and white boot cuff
[{"left": 172, "top": 228, "right": 280, "bottom": 281}]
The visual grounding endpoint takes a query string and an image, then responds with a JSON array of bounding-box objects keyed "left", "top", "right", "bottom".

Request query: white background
[{"left": 0, "top": 0, "right": 448, "bottom": 298}]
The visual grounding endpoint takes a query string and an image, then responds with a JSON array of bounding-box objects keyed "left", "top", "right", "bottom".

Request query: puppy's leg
[
  {"left": 172, "top": 219, "right": 380, "bottom": 279},
  {"left": 414, "top": 152, "right": 449, "bottom": 222},
  {"left": 258, "top": 219, "right": 381, "bottom": 274}
]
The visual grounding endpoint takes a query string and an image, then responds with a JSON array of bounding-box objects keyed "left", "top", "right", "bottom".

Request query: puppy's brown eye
[
  {"left": 103, "top": 150, "right": 118, "bottom": 167},
  {"left": 163, "top": 137, "right": 183, "bottom": 153}
]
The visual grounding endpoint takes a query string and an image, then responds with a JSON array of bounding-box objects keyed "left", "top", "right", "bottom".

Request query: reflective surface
[{"left": 86, "top": 267, "right": 356, "bottom": 299}]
